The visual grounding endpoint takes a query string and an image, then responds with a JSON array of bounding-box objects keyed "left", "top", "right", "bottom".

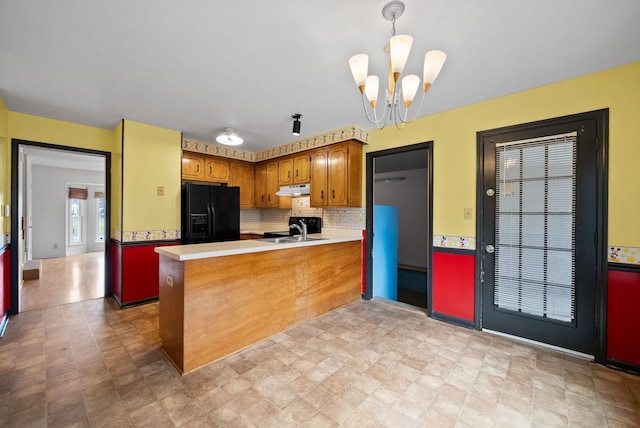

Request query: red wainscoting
[
  {"left": 607, "top": 267, "right": 640, "bottom": 366},
  {"left": 110, "top": 241, "right": 178, "bottom": 306},
  {"left": 432, "top": 250, "right": 475, "bottom": 323}
]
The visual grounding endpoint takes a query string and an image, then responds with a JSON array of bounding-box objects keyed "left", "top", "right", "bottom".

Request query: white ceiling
[{"left": 1, "top": 1, "right": 639, "bottom": 153}]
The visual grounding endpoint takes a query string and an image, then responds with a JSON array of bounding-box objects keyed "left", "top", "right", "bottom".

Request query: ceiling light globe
[{"left": 216, "top": 128, "right": 243, "bottom": 146}]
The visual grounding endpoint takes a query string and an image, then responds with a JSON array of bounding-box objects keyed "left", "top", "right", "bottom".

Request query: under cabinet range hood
[{"left": 275, "top": 183, "right": 310, "bottom": 196}]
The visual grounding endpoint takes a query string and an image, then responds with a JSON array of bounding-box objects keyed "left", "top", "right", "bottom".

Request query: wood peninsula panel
[
  {"left": 160, "top": 241, "right": 361, "bottom": 373},
  {"left": 159, "top": 256, "right": 185, "bottom": 371}
]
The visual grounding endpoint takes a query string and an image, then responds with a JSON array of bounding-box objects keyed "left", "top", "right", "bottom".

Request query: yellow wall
[
  {"left": 8, "top": 112, "right": 114, "bottom": 153},
  {"left": 122, "top": 120, "right": 181, "bottom": 232},
  {"left": 0, "top": 97, "right": 8, "bottom": 237},
  {"left": 111, "top": 120, "right": 123, "bottom": 235},
  {"left": 366, "top": 62, "right": 640, "bottom": 247}
]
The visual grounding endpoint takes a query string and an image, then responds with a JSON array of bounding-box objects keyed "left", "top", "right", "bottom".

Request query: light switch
[
  {"left": 464, "top": 208, "right": 472, "bottom": 220},
  {"left": 166, "top": 275, "right": 174, "bottom": 287},
  {"left": 157, "top": 186, "right": 164, "bottom": 196}
]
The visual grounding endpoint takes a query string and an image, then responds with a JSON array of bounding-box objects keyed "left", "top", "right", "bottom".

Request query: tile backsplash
[{"left": 240, "top": 197, "right": 365, "bottom": 230}]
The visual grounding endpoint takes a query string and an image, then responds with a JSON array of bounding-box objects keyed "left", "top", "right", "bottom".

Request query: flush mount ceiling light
[
  {"left": 215, "top": 128, "right": 243, "bottom": 146},
  {"left": 349, "top": 0, "right": 447, "bottom": 130},
  {"left": 292, "top": 114, "right": 302, "bottom": 136}
]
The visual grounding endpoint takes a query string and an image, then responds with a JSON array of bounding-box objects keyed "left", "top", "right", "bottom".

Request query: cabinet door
[
  {"left": 266, "top": 162, "right": 280, "bottom": 207},
  {"left": 293, "top": 155, "right": 310, "bottom": 184},
  {"left": 230, "top": 162, "right": 255, "bottom": 208},
  {"left": 328, "top": 145, "right": 348, "bottom": 206},
  {"left": 279, "top": 158, "right": 293, "bottom": 185},
  {"left": 310, "top": 150, "right": 328, "bottom": 207},
  {"left": 254, "top": 163, "right": 267, "bottom": 208},
  {"left": 182, "top": 153, "right": 204, "bottom": 180},
  {"left": 206, "top": 159, "right": 230, "bottom": 182}
]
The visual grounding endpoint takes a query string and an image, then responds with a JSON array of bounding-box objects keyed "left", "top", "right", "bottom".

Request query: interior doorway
[
  {"left": 10, "top": 140, "right": 111, "bottom": 314},
  {"left": 365, "top": 142, "right": 433, "bottom": 312}
]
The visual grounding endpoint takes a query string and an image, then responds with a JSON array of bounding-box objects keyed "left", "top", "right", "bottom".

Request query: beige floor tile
[{"left": 3, "top": 268, "right": 640, "bottom": 428}]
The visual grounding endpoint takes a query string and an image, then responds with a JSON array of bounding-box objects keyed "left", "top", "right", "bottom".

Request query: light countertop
[{"left": 155, "top": 229, "right": 363, "bottom": 261}]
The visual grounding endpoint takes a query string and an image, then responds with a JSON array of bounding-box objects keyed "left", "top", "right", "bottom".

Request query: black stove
[{"left": 262, "top": 216, "right": 322, "bottom": 238}]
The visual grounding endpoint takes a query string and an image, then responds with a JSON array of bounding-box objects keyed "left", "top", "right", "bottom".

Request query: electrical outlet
[
  {"left": 157, "top": 186, "right": 164, "bottom": 196},
  {"left": 464, "top": 208, "right": 472, "bottom": 220},
  {"left": 166, "top": 275, "right": 174, "bottom": 287}
]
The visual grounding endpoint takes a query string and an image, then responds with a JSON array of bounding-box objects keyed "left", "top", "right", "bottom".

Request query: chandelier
[{"left": 348, "top": 1, "right": 447, "bottom": 129}]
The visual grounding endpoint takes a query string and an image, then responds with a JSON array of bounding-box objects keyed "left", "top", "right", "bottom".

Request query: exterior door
[{"left": 478, "top": 111, "right": 607, "bottom": 356}]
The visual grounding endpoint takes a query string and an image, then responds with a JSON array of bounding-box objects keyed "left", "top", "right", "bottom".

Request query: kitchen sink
[{"left": 260, "top": 236, "right": 327, "bottom": 244}]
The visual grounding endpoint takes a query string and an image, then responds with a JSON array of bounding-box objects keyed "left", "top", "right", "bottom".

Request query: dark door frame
[
  {"left": 475, "top": 109, "right": 608, "bottom": 362},
  {"left": 10, "top": 139, "right": 112, "bottom": 315},
  {"left": 365, "top": 141, "right": 434, "bottom": 315}
]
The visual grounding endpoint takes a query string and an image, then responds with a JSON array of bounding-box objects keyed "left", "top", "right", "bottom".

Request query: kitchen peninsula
[{"left": 155, "top": 230, "right": 362, "bottom": 374}]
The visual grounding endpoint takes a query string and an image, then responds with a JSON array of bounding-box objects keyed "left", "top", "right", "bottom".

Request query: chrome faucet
[{"left": 290, "top": 220, "right": 307, "bottom": 240}]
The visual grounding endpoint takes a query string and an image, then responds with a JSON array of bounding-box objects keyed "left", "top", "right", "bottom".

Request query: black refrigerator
[{"left": 182, "top": 182, "right": 240, "bottom": 244}]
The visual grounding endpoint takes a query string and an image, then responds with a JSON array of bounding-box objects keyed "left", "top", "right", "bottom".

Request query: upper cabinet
[
  {"left": 229, "top": 161, "right": 255, "bottom": 208},
  {"left": 182, "top": 152, "right": 204, "bottom": 180},
  {"left": 182, "top": 140, "right": 361, "bottom": 209},
  {"left": 206, "top": 158, "right": 230, "bottom": 183},
  {"left": 255, "top": 160, "right": 290, "bottom": 209},
  {"left": 278, "top": 157, "right": 293, "bottom": 186},
  {"left": 310, "top": 141, "right": 362, "bottom": 208},
  {"left": 293, "top": 154, "right": 310, "bottom": 184},
  {"left": 182, "top": 151, "right": 253, "bottom": 207}
]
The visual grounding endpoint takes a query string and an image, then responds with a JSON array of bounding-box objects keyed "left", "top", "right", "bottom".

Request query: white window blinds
[{"left": 494, "top": 132, "right": 577, "bottom": 323}]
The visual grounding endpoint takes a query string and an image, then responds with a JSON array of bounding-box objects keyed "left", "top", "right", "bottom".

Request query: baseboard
[
  {"left": 113, "top": 296, "right": 158, "bottom": 309},
  {"left": 606, "top": 358, "right": 640, "bottom": 376},
  {"left": 431, "top": 311, "right": 475, "bottom": 329}
]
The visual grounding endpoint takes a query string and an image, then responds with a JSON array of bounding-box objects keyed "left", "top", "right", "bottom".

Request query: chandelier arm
[
  {"left": 360, "top": 92, "right": 388, "bottom": 127},
  {"left": 394, "top": 88, "right": 427, "bottom": 125}
]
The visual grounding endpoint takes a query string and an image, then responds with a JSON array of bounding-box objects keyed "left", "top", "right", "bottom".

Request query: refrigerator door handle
[
  {"left": 208, "top": 203, "right": 216, "bottom": 240},
  {"left": 206, "top": 203, "right": 213, "bottom": 240}
]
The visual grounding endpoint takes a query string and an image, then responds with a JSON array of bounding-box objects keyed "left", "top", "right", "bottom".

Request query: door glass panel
[{"left": 494, "top": 133, "right": 576, "bottom": 322}]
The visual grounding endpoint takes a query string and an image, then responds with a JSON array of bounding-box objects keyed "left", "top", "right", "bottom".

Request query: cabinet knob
[
  {"left": 321, "top": 190, "right": 324, "bottom": 200},
  {"left": 332, "top": 189, "right": 335, "bottom": 199}
]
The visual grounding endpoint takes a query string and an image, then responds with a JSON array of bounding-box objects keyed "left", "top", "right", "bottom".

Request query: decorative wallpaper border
[
  {"left": 433, "top": 235, "right": 476, "bottom": 250},
  {"left": 183, "top": 125, "right": 369, "bottom": 162},
  {"left": 430, "top": 238, "right": 640, "bottom": 266},
  {"left": 111, "top": 229, "right": 180, "bottom": 243},
  {"left": 608, "top": 246, "right": 640, "bottom": 265}
]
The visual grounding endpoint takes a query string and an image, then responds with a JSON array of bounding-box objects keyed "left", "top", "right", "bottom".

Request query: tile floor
[{"left": 1, "top": 298, "right": 639, "bottom": 427}]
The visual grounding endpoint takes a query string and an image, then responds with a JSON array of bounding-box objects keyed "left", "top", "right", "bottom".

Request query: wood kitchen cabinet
[
  {"left": 256, "top": 161, "right": 290, "bottom": 208},
  {"left": 206, "top": 158, "right": 230, "bottom": 183},
  {"left": 230, "top": 161, "right": 255, "bottom": 208},
  {"left": 181, "top": 152, "right": 204, "bottom": 180},
  {"left": 278, "top": 157, "right": 293, "bottom": 185},
  {"left": 293, "top": 154, "right": 310, "bottom": 183},
  {"left": 254, "top": 163, "right": 267, "bottom": 208},
  {"left": 279, "top": 154, "right": 310, "bottom": 185},
  {"left": 310, "top": 141, "right": 362, "bottom": 207}
]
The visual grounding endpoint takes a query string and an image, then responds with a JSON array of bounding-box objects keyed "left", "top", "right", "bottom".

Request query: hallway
[{"left": 21, "top": 252, "right": 104, "bottom": 312}]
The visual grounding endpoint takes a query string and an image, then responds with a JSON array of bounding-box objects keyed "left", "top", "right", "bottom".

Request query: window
[
  {"left": 96, "top": 194, "right": 105, "bottom": 241},
  {"left": 70, "top": 198, "right": 82, "bottom": 245}
]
